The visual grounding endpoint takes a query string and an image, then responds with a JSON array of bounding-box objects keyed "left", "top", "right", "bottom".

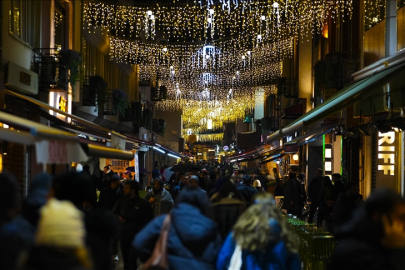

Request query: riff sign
[{"left": 377, "top": 131, "right": 395, "bottom": 176}]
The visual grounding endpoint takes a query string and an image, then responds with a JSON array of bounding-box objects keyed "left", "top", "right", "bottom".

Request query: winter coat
[
  {"left": 99, "top": 186, "right": 123, "bottom": 212},
  {"left": 212, "top": 197, "right": 246, "bottom": 239},
  {"left": 113, "top": 197, "right": 154, "bottom": 240},
  {"left": 143, "top": 188, "right": 174, "bottom": 217},
  {"left": 282, "top": 179, "right": 298, "bottom": 212},
  {"left": 332, "top": 194, "right": 357, "bottom": 226},
  {"left": 0, "top": 222, "right": 26, "bottom": 270},
  {"left": 216, "top": 219, "right": 300, "bottom": 270},
  {"left": 133, "top": 203, "right": 223, "bottom": 270},
  {"left": 307, "top": 177, "right": 322, "bottom": 203},
  {"left": 23, "top": 246, "right": 89, "bottom": 270},
  {"left": 328, "top": 207, "right": 405, "bottom": 270}
]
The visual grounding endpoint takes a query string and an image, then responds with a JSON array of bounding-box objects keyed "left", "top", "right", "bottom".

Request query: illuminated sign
[
  {"left": 378, "top": 131, "right": 395, "bottom": 175},
  {"left": 59, "top": 96, "right": 67, "bottom": 112},
  {"left": 223, "top": 145, "right": 229, "bottom": 151}
]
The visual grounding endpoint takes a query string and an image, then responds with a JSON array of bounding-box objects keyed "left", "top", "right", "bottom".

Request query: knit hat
[{"left": 36, "top": 198, "right": 86, "bottom": 248}]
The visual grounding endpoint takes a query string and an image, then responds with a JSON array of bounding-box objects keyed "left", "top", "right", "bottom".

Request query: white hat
[{"left": 36, "top": 198, "right": 86, "bottom": 248}]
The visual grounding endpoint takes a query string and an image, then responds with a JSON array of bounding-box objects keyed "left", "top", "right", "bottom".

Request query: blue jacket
[
  {"left": 133, "top": 203, "right": 222, "bottom": 270},
  {"left": 216, "top": 219, "right": 300, "bottom": 270}
]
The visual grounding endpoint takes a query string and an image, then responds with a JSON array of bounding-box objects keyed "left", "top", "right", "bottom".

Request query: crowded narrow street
[{"left": 1, "top": 0, "right": 405, "bottom": 270}]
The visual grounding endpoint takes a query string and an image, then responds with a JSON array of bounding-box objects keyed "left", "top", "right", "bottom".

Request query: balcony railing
[
  {"left": 103, "top": 89, "right": 116, "bottom": 115},
  {"left": 33, "top": 48, "right": 68, "bottom": 91},
  {"left": 120, "top": 102, "right": 136, "bottom": 121},
  {"left": 262, "top": 116, "right": 280, "bottom": 133},
  {"left": 277, "top": 77, "right": 299, "bottom": 98},
  {"left": 82, "top": 76, "right": 96, "bottom": 106}
]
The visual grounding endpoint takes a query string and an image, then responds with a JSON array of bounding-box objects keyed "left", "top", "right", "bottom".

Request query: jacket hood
[
  {"left": 171, "top": 203, "right": 218, "bottom": 247},
  {"left": 25, "top": 173, "right": 52, "bottom": 207}
]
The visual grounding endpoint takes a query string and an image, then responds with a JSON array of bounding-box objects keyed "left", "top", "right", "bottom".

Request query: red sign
[{"left": 48, "top": 141, "right": 68, "bottom": 163}]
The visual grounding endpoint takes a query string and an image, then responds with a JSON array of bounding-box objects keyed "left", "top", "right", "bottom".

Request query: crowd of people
[{"left": 1, "top": 163, "right": 405, "bottom": 270}]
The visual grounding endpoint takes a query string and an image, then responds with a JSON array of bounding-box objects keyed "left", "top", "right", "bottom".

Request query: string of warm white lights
[
  {"left": 84, "top": 1, "right": 353, "bottom": 43},
  {"left": 364, "top": 0, "right": 385, "bottom": 31}
]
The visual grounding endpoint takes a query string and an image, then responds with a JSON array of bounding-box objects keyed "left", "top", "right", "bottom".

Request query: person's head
[
  {"left": 243, "top": 175, "right": 252, "bottom": 185},
  {"left": 253, "top": 179, "right": 261, "bottom": 188},
  {"left": 297, "top": 173, "right": 306, "bottom": 183},
  {"left": 176, "top": 186, "right": 211, "bottom": 217},
  {"left": 332, "top": 173, "right": 341, "bottom": 183},
  {"left": 52, "top": 172, "right": 97, "bottom": 210},
  {"left": 178, "top": 172, "right": 185, "bottom": 181},
  {"left": 103, "top": 166, "right": 109, "bottom": 174},
  {"left": 107, "top": 164, "right": 112, "bottom": 170},
  {"left": 217, "top": 181, "right": 243, "bottom": 201},
  {"left": 0, "top": 172, "right": 20, "bottom": 224},
  {"left": 289, "top": 172, "right": 297, "bottom": 180},
  {"left": 344, "top": 181, "right": 359, "bottom": 197},
  {"left": 189, "top": 175, "right": 199, "bottom": 187},
  {"left": 109, "top": 174, "right": 121, "bottom": 190},
  {"left": 83, "top": 165, "right": 90, "bottom": 171},
  {"left": 152, "top": 178, "right": 163, "bottom": 192},
  {"left": 233, "top": 193, "right": 299, "bottom": 253},
  {"left": 123, "top": 180, "right": 139, "bottom": 198},
  {"left": 182, "top": 174, "right": 190, "bottom": 186},
  {"left": 122, "top": 170, "right": 132, "bottom": 180},
  {"left": 272, "top": 167, "right": 278, "bottom": 174},
  {"left": 325, "top": 196, "right": 334, "bottom": 207},
  {"left": 315, "top": 168, "right": 323, "bottom": 178},
  {"left": 323, "top": 176, "right": 332, "bottom": 186}
]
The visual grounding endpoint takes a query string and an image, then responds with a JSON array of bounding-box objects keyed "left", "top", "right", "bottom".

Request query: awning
[
  {"left": 261, "top": 153, "right": 285, "bottom": 165},
  {"left": 267, "top": 61, "right": 405, "bottom": 143},
  {"left": 284, "top": 125, "right": 337, "bottom": 147},
  {"left": 0, "top": 111, "right": 134, "bottom": 163},
  {"left": 5, "top": 89, "right": 110, "bottom": 133}
]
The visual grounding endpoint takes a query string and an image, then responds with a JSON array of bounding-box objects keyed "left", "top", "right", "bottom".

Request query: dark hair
[
  {"left": 124, "top": 180, "right": 139, "bottom": 195},
  {"left": 53, "top": 172, "right": 97, "bottom": 208},
  {"left": 243, "top": 175, "right": 252, "bottom": 183},
  {"left": 238, "top": 170, "right": 246, "bottom": 174},
  {"left": 332, "top": 173, "right": 341, "bottom": 179},
  {"left": 326, "top": 196, "right": 335, "bottom": 201},
  {"left": 289, "top": 172, "right": 296, "bottom": 179},
  {"left": 176, "top": 186, "right": 211, "bottom": 217},
  {"left": 83, "top": 165, "right": 90, "bottom": 171},
  {"left": 343, "top": 181, "right": 358, "bottom": 192},
  {"left": 217, "top": 181, "right": 243, "bottom": 201},
  {"left": 104, "top": 166, "right": 109, "bottom": 170},
  {"left": 109, "top": 174, "right": 120, "bottom": 182},
  {"left": 297, "top": 173, "right": 305, "bottom": 181}
]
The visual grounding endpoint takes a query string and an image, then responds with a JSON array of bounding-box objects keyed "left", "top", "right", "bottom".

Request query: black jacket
[
  {"left": 308, "top": 176, "right": 322, "bottom": 202},
  {"left": 99, "top": 186, "right": 123, "bottom": 211},
  {"left": 212, "top": 197, "right": 246, "bottom": 239},
  {"left": 282, "top": 178, "right": 298, "bottom": 211},
  {"left": 237, "top": 184, "right": 258, "bottom": 205},
  {"left": 332, "top": 194, "right": 357, "bottom": 226},
  {"left": 113, "top": 196, "right": 154, "bottom": 240}
]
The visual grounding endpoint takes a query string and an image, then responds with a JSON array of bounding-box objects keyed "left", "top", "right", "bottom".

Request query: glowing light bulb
[
  {"left": 150, "top": 15, "right": 155, "bottom": 20},
  {"left": 146, "top": 10, "right": 152, "bottom": 16},
  {"left": 207, "top": 18, "right": 212, "bottom": 23},
  {"left": 209, "top": 9, "right": 215, "bottom": 15},
  {"left": 162, "top": 47, "right": 167, "bottom": 52},
  {"left": 261, "top": 15, "right": 266, "bottom": 20},
  {"left": 273, "top": 2, "right": 279, "bottom": 8}
]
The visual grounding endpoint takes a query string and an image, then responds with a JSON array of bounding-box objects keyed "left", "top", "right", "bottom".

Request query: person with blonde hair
[{"left": 216, "top": 193, "right": 300, "bottom": 270}]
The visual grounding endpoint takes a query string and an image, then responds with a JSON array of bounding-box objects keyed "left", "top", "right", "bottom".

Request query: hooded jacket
[{"left": 133, "top": 203, "right": 222, "bottom": 270}]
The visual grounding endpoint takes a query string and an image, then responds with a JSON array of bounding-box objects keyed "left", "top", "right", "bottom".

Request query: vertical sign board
[
  {"left": 376, "top": 131, "right": 398, "bottom": 190},
  {"left": 134, "top": 151, "right": 139, "bottom": 182}
]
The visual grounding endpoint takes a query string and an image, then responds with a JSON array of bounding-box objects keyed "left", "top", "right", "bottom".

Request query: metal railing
[{"left": 32, "top": 48, "right": 68, "bottom": 91}]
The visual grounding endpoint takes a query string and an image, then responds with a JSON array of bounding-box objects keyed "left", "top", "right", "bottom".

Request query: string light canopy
[{"left": 83, "top": 0, "right": 353, "bottom": 135}]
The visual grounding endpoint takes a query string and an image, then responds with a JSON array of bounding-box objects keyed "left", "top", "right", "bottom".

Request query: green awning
[{"left": 267, "top": 61, "right": 405, "bottom": 143}]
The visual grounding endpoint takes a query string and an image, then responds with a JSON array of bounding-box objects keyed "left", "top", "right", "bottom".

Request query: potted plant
[
  {"left": 112, "top": 89, "right": 128, "bottom": 117},
  {"left": 59, "top": 50, "right": 81, "bottom": 94},
  {"left": 89, "top": 75, "right": 107, "bottom": 116}
]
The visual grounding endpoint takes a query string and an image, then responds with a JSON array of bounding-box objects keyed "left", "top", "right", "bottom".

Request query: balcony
[
  {"left": 82, "top": 76, "right": 96, "bottom": 106},
  {"left": 152, "top": 119, "right": 166, "bottom": 137},
  {"left": 277, "top": 77, "right": 299, "bottom": 98},
  {"left": 33, "top": 48, "right": 68, "bottom": 91}
]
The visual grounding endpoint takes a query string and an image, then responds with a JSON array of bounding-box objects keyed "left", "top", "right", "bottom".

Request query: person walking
[
  {"left": 113, "top": 180, "right": 154, "bottom": 270},
  {"left": 143, "top": 178, "right": 174, "bottom": 217},
  {"left": 282, "top": 173, "right": 299, "bottom": 215},
  {"left": 216, "top": 193, "right": 300, "bottom": 270},
  {"left": 99, "top": 174, "right": 123, "bottom": 211},
  {"left": 237, "top": 175, "right": 258, "bottom": 205},
  {"left": 133, "top": 186, "right": 223, "bottom": 269},
  {"left": 328, "top": 188, "right": 405, "bottom": 270},
  {"left": 307, "top": 168, "right": 323, "bottom": 224}
]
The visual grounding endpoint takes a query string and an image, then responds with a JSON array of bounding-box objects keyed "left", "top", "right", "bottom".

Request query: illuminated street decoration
[{"left": 378, "top": 131, "right": 395, "bottom": 176}]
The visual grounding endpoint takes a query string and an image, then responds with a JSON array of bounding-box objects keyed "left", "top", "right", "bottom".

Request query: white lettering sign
[{"left": 378, "top": 132, "right": 395, "bottom": 175}]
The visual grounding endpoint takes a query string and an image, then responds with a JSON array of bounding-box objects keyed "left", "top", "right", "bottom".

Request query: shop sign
[
  {"left": 223, "top": 145, "right": 229, "bottom": 151},
  {"left": 377, "top": 131, "right": 395, "bottom": 176}
]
